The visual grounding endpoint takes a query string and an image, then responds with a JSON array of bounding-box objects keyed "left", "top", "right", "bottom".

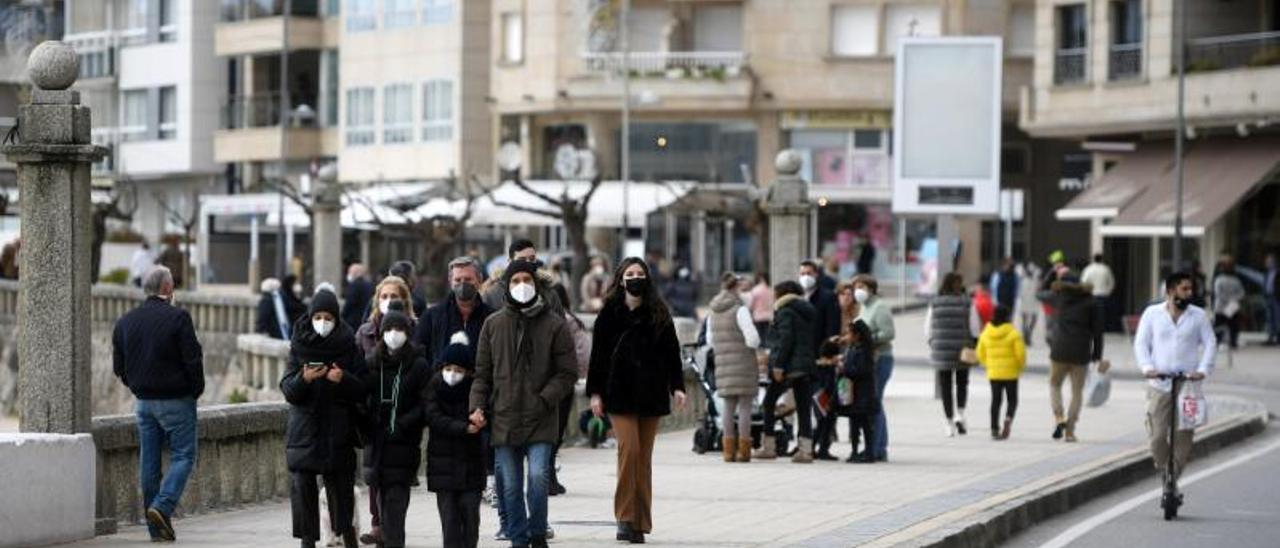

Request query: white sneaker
[
  {"left": 601, "top": 438, "right": 617, "bottom": 449},
  {"left": 944, "top": 418, "right": 956, "bottom": 437},
  {"left": 482, "top": 476, "right": 496, "bottom": 505},
  {"left": 494, "top": 530, "right": 509, "bottom": 541}
]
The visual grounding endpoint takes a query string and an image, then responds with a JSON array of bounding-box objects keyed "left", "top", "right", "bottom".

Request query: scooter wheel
[{"left": 1161, "top": 493, "right": 1178, "bottom": 521}]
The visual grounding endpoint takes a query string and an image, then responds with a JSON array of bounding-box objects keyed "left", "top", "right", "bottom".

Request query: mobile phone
[{"left": 306, "top": 362, "right": 327, "bottom": 370}]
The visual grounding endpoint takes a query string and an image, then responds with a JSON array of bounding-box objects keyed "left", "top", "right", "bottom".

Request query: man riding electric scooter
[{"left": 1134, "top": 271, "right": 1216, "bottom": 519}]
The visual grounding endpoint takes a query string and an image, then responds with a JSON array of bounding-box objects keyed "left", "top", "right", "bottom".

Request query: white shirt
[
  {"left": 1133, "top": 302, "right": 1216, "bottom": 392},
  {"left": 129, "top": 248, "right": 154, "bottom": 280},
  {"left": 703, "top": 306, "right": 761, "bottom": 349},
  {"left": 1080, "top": 262, "right": 1115, "bottom": 297}
]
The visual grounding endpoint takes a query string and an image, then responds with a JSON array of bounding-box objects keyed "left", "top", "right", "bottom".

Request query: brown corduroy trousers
[{"left": 611, "top": 414, "right": 660, "bottom": 533}]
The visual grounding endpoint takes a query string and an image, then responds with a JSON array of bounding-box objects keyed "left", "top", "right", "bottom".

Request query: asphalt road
[{"left": 1004, "top": 371, "right": 1280, "bottom": 548}]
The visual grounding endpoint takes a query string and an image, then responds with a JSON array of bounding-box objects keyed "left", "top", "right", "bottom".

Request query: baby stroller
[{"left": 685, "top": 343, "right": 793, "bottom": 454}]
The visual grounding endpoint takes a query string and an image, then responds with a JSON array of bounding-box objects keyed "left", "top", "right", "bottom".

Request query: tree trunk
[
  {"left": 91, "top": 210, "right": 106, "bottom": 282},
  {"left": 564, "top": 209, "right": 589, "bottom": 312}
]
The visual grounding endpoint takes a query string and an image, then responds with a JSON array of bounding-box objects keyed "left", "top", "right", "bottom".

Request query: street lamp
[{"left": 1173, "top": 0, "right": 1187, "bottom": 271}]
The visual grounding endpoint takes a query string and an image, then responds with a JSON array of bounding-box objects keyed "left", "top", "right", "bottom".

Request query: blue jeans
[
  {"left": 136, "top": 398, "right": 198, "bottom": 526},
  {"left": 494, "top": 443, "right": 553, "bottom": 546},
  {"left": 872, "top": 355, "right": 894, "bottom": 459}
]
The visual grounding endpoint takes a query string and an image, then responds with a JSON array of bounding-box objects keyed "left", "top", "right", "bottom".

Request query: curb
[{"left": 905, "top": 400, "right": 1270, "bottom": 548}]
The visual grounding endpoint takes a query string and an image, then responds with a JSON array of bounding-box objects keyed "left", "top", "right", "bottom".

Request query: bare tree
[
  {"left": 91, "top": 181, "right": 137, "bottom": 281},
  {"left": 489, "top": 171, "right": 604, "bottom": 297},
  {"left": 152, "top": 190, "right": 198, "bottom": 288}
]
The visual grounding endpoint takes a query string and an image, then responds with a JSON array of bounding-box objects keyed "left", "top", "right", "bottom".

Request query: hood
[
  {"left": 775, "top": 294, "right": 817, "bottom": 321},
  {"left": 981, "top": 322, "right": 1019, "bottom": 343},
  {"left": 709, "top": 290, "right": 741, "bottom": 313},
  {"left": 1051, "top": 281, "right": 1093, "bottom": 296}
]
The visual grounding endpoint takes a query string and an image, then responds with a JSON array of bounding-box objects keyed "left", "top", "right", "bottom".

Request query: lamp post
[
  {"left": 620, "top": 0, "right": 632, "bottom": 259},
  {"left": 1173, "top": 0, "right": 1187, "bottom": 271}
]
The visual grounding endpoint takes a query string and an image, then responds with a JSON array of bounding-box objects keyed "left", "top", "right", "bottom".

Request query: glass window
[
  {"left": 625, "top": 121, "right": 756, "bottom": 183},
  {"left": 1057, "top": 5, "right": 1087, "bottom": 49},
  {"left": 692, "top": 5, "right": 742, "bottom": 52},
  {"left": 325, "top": 0, "right": 340, "bottom": 16},
  {"left": 122, "top": 0, "right": 147, "bottom": 30},
  {"left": 422, "top": 0, "right": 452, "bottom": 24},
  {"left": 384, "top": 0, "right": 415, "bottom": 29},
  {"left": 159, "top": 0, "right": 176, "bottom": 42},
  {"left": 159, "top": 86, "right": 177, "bottom": 140},
  {"left": 501, "top": 12, "right": 524, "bottom": 63},
  {"left": 421, "top": 80, "right": 453, "bottom": 141},
  {"left": 853, "top": 129, "right": 882, "bottom": 150},
  {"left": 1110, "top": 0, "right": 1141, "bottom": 44},
  {"left": 121, "top": 89, "right": 148, "bottom": 141},
  {"left": 345, "top": 87, "right": 375, "bottom": 146},
  {"left": 346, "top": 0, "right": 376, "bottom": 32},
  {"left": 628, "top": 7, "right": 667, "bottom": 52},
  {"left": 323, "top": 50, "right": 339, "bottom": 127},
  {"left": 883, "top": 5, "right": 942, "bottom": 54},
  {"left": 831, "top": 5, "right": 878, "bottom": 57},
  {"left": 1007, "top": 3, "right": 1035, "bottom": 56},
  {"left": 383, "top": 84, "right": 413, "bottom": 143},
  {"left": 790, "top": 129, "right": 889, "bottom": 187}
]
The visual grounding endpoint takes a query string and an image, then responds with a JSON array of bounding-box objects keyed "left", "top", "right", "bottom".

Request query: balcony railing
[
  {"left": 64, "top": 32, "right": 115, "bottom": 79},
  {"left": 1109, "top": 42, "right": 1142, "bottom": 80},
  {"left": 222, "top": 93, "right": 283, "bottom": 130},
  {"left": 1186, "top": 30, "right": 1280, "bottom": 72},
  {"left": 1054, "top": 47, "right": 1088, "bottom": 85},
  {"left": 582, "top": 51, "right": 748, "bottom": 78},
  {"left": 220, "top": 0, "right": 319, "bottom": 22}
]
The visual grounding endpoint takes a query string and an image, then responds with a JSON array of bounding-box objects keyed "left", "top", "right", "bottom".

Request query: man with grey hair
[
  {"left": 112, "top": 266, "right": 204, "bottom": 542},
  {"left": 416, "top": 256, "right": 493, "bottom": 370}
]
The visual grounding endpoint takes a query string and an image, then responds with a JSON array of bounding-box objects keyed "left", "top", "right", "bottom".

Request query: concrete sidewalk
[{"left": 64, "top": 359, "right": 1266, "bottom": 547}]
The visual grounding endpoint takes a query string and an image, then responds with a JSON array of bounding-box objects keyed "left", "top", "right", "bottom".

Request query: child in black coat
[
  {"left": 841, "top": 319, "right": 880, "bottom": 463},
  {"left": 423, "top": 332, "right": 486, "bottom": 548}
]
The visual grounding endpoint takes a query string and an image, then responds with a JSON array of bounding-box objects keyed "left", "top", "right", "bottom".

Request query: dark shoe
[
  {"left": 617, "top": 522, "right": 634, "bottom": 541},
  {"left": 1052, "top": 422, "right": 1065, "bottom": 440},
  {"left": 530, "top": 534, "right": 549, "bottom": 548},
  {"left": 875, "top": 453, "right": 888, "bottom": 462},
  {"left": 1001, "top": 418, "right": 1013, "bottom": 440},
  {"left": 145, "top": 508, "right": 175, "bottom": 542},
  {"left": 628, "top": 531, "right": 646, "bottom": 544},
  {"left": 845, "top": 449, "right": 860, "bottom": 463},
  {"left": 855, "top": 452, "right": 876, "bottom": 463},
  {"left": 814, "top": 451, "right": 838, "bottom": 461},
  {"left": 955, "top": 420, "right": 967, "bottom": 435},
  {"left": 343, "top": 530, "right": 359, "bottom": 548},
  {"left": 299, "top": 541, "right": 316, "bottom": 548},
  {"left": 359, "top": 530, "right": 382, "bottom": 545},
  {"left": 991, "top": 428, "right": 1001, "bottom": 440},
  {"left": 549, "top": 479, "right": 567, "bottom": 496}
]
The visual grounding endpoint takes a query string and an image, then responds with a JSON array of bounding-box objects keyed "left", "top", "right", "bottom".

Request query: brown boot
[
  {"left": 736, "top": 438, "right": 753, "bottom": 463},
  {"left": 752, "top": 435, "right": 777, "bottom": 460},
  {"left": 791, "top": 437, "right": 814, "bottom": 463},
  {"left": 722, "top": 437, "right": 737, "bottom": 462},
  {"left": 1001, "top": 418, "right": 1013, "bottom": 439}
]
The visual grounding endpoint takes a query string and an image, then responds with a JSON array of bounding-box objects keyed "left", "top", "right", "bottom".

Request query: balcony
[
  {"left": 1186, "top": 31, "right": 1280, "bottom": 73},
  {"left": 216, "top": 93, "right": 335, "bottom": 163},
  {"left": 222, "top": 94, "right": 287, "bottom": 130},
  {"left": 215, "top": 0, "right": 333, "bottom": 57},
  {"left": 1054, "top": 48, "right": 1088, "bottom": 85},
  {"left": 582, "top": 51, "right": 748, "bottom": 77},
  {"left": 566, "top": 51, "right": 753, "bottom": 111},
  {"left": 220, "top": 0, "right": 320, "bottom": 21},
  {"left": 1108, "top": 43, "right": 1142, "bottom": 81}
]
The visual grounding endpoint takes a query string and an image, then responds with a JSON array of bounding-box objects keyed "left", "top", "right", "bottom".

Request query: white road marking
[{"left": 1037, "top": 437, "right": 1280, "bottom": 548}]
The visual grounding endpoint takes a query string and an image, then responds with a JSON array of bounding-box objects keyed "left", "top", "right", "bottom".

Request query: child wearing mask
[
  {"left": 424, "top": 332, "right": 486, "bottom": 548},
  {"left": 841, "top": 320, "right": 880, "bottom": 463},
  {"left": 975, "top": 305, "right": 1026, "bottom": 440}
]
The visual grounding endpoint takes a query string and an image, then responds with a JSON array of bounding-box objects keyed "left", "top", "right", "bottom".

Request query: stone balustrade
[
  {"left": 0, "top": 280, "right": 258, "bottom": 334},
  {"left": 235, "top": 334, "right": 291, "bottom": 395}
]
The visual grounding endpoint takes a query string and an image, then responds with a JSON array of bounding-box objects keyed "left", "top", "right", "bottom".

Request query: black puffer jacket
[
  {"left": 1045, "top": 281, "right": 1102, "bottom": 365},
  {"left": 280, "top": 310, "right": 367, "bottom": 474},
  {"left": 586, "top": 299, "right": 685, "bottom": 417},
  {"left": 768, "top": 294, "right": 818, "bottom": 379},
  {"left": 360, "top": 343, "right": 430, "bottom": 487},
  {"left": 424, "top": 372, "right": 485, "bottom": 492}
]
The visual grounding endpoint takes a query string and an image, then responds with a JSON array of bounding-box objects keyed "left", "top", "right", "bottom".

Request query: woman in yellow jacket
[{"left": 976, "top": 305, "right": 1025, "bottom": 440}]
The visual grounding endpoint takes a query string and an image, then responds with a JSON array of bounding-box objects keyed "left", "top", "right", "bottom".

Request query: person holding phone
[{"left": 281, "top": 289, "right": 367, "bottom": 548}]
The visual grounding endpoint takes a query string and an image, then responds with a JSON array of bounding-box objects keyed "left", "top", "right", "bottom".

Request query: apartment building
[
  {"left": 490, "top": 0, "right": 1084, "bottom": 284},
  {"left": 64, "top": 0, "right": 225, "bottom": 244},
  {"left": 1025, "top": 0, "right": 1280, "bottom": 309}
]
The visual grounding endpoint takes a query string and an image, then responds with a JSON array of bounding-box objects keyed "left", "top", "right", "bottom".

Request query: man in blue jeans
[
  {"left": 468, "top": 260, "right": 578, "bottom": 548},
  {"left": 112, "top": 266, "right": 204, "bottom": 542}
]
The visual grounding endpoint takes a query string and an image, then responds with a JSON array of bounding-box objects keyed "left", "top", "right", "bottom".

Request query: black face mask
[
  {"left": 452, "top": 282, "right": 478, "bottom": 302},
  {"left": 1173, "top": 297, "right": 1190, "bottom": 310},
  {"left": 624, "top": 277, "right": 649, "bottom": 297}
]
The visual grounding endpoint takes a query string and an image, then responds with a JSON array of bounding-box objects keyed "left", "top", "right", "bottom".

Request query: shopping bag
[
  {"left": 838, "top": 377, "right": 855, "bottom": 407},
  {"left": 1084, "top": 361, "right": 1111, "bottom": 408},
  {"left": 1177, "top": 380, "right": 1209, "bottom": 431}
]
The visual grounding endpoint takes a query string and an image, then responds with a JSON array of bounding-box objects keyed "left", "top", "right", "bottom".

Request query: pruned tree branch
[
  {"left": 488, "top": 196, "right": 562, "bottom": 219},
  {"left": 509, "top": 174, "right": 564, "bottom": 209}
]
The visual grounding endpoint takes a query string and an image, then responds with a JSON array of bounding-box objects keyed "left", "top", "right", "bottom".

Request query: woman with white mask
[
  {"left": 356, "top": 276, "right": 417, "bottom": 357},
  {"left": 853, "top": 274, "right": 896, "bottom": 462},
  {"left": 281, "top": 288, "right": 367, "bottom": 548}
]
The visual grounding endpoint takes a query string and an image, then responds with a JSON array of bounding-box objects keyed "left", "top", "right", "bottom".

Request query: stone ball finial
[
  {"left": 27, "top": 41, "right": 79, "bottom": 91},
  {"left": 775, "top": 149, "right": 803, "bottom": 176}
]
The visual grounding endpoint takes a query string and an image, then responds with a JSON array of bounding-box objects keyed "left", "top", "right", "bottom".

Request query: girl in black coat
[
  {"left": 841, "top": 320, "right": 880, "bottom": 463},
  {"left": 358, "top": 308, "right": 429, "bottom": 548},
  {"left": 424, "top": 331, "right": 486, "bottom": 548},
  {"left": 280, "top": 289, "right": 366, "bottom": 548}
]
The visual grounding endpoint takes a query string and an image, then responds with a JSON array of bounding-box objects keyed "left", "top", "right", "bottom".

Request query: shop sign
[{"left": 781, "top": 110, "right": 891, "bottom": 130}]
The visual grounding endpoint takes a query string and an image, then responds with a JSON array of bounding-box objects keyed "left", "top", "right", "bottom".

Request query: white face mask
[
  {"left": 379, "top": 298, "right": 393, "bottom": 315},
  {"left": 383, "top": 330, "right": 407, "bottom": 350},
  {"left": 442, "top": 370, "right": 466, "bottom": 386},
  {"left": 798, "top": 275, "right": 816, "bottom": 291},
  {"left": 312, "top": 318, "right": 335, "bottom": 337},
  {"left": 854, "top": 288, "right": 870, "bottom": 304},
  {"left": 509, "top": 282, "right": 537, "bottom": 304},
  {"left": 293, "top": 284, "right": 303, "bottom": 295}
]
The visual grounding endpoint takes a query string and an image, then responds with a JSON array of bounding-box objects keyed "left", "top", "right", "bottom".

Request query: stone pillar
[
  {"left": 2, "top": 42, "right": 105, "bottom": 434},
  {"left": 311, "top": 168, "right": 343, "bottom": 290},
  {"left": 766, "top": 150, "right": 810, "bottom": 282}
]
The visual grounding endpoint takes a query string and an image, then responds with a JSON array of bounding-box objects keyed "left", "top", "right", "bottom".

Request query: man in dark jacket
[
  {"left": 415, "top": 256, "right": 492, "bottom": 370},
  {"left": 799, "top": 260, "right": 841, "bottom": 460},
  {"left": 754, "top": 280, "right": 819, "bottom": 463},
  {"left": 1042, "top": 275, "right": 1102, "bottom": 442},
  {"left": 468, "top": 260, "right": 578, "bottom": 548},
  {"left": 342, "top": 262, "right": 374, "bottom": 329},
  {"left": 111, "top": 266, "right": 203, "bottom": 542},
  {"left": 388, "top": 260, "right": 428, "bottom": 318}
]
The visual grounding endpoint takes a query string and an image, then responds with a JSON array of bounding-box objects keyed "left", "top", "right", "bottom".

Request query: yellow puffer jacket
[{"left": 975, "top": 322, "right": 1026, "bottom": 380}]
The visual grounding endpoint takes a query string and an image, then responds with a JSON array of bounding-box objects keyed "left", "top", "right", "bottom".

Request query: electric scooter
[{"left": 1156, "top": 372, "right": 1187, "bottom": 521}]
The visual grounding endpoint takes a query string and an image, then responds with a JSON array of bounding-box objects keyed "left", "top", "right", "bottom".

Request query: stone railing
[
  {"left": 0, "top": 280, "right": 258, "bottom": 334},
  {"left": 235, "top": 334, "right": 291, "bottom": 396},
  {"left": 92, "top": 402, "right": 289, "bottom": 532}
]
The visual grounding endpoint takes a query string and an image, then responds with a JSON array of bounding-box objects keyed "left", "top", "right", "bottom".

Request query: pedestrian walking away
[
  {"left": 468, "top": 259, "right": 578, "bottom": 548},
  {"left": 1017, "top": 261, "right": 1042, "bottom": 346},
  {"left": 1263, "top": 252, "right": 1280, "bottom": 345},
  {"left": 587, "top": 257, "right": 688, "bottom": 544},
  {"left": 425, "top": 332, "right": 487, "bottom": 548},
  {"left": 1041, "top": 274, "right": 1102, "bottom": 442},
  {"left": 358, "top": 308, "right": 429, "bottom": 548},
  {"left": 926, "top": 272, "right": 981, "bottom": 437},
  {"left": 280, "top": 288, "right": 367, "bottom": 548},
  {"left": 975, "top": 305, "right": 1025, "bottom": 440},
  {"left": 1211, "top": 254, "right": 1245, "bottom": 349},
  {"left": 852, "top": 274, "right": 895, "bottom": 461},
  {"left": 1134, "top": 271, "right": 1216, "bottom": 489},
  {"left": 754, "top": 280, "right": 818, "bottom": 463},
  {"left": 111, "top": 266, "right": 204, "bottom": 543},
  {"left": 705, "top": 272, "right": 762, "bottom": 463},
  {"left": 1081, "top": 253, "right": 1116, "bottom": 333}
]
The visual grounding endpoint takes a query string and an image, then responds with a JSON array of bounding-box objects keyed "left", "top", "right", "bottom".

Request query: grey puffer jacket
[
  {"left": 928, "top": 295, "right": 972, "bottom": 370},
  {"left": 708, "top": 291, "right": 757, "bottom": 397}
]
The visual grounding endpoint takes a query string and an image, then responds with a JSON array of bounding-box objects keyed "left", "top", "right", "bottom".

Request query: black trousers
[
  {"left": 1214, "top": 313, "right": 1240, "bottom": 348},
  {"left": 436, "top": 489, "right": 482, "bottom": 548},
  {"left": 937, "top": 369, "right": 970, "bottom": 419},
  {"left": 762, "top": 375, "right": 813, "bottom": 439},
  {"left": 812, "top": 368, "right": 838, "bottom": 453},
  {"left": 550, "top": 392, "right": 573, "bottom": 484},
  {"left": 290, "top": 470, "right": 355, "bottom": 542},
  {"left": 847, "top": 413, "right": 874, "bottom": 454},
  {"left": 374, "top": 484, "right": 411, "bottom": 548},
  {"left": 989, "top": 380, "right": 1019, "bottom": 431}
]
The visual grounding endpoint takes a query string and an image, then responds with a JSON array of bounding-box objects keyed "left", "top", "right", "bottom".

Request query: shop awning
[
  {"left": 1055, "top": 144, "right": 1170, "bottom": 221},
  {"left": 1099, "top": 136, "right": 1280, "bottom": 237},
  {"left": 406, "top": 180, "right": 696, "bottom": 229}
]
